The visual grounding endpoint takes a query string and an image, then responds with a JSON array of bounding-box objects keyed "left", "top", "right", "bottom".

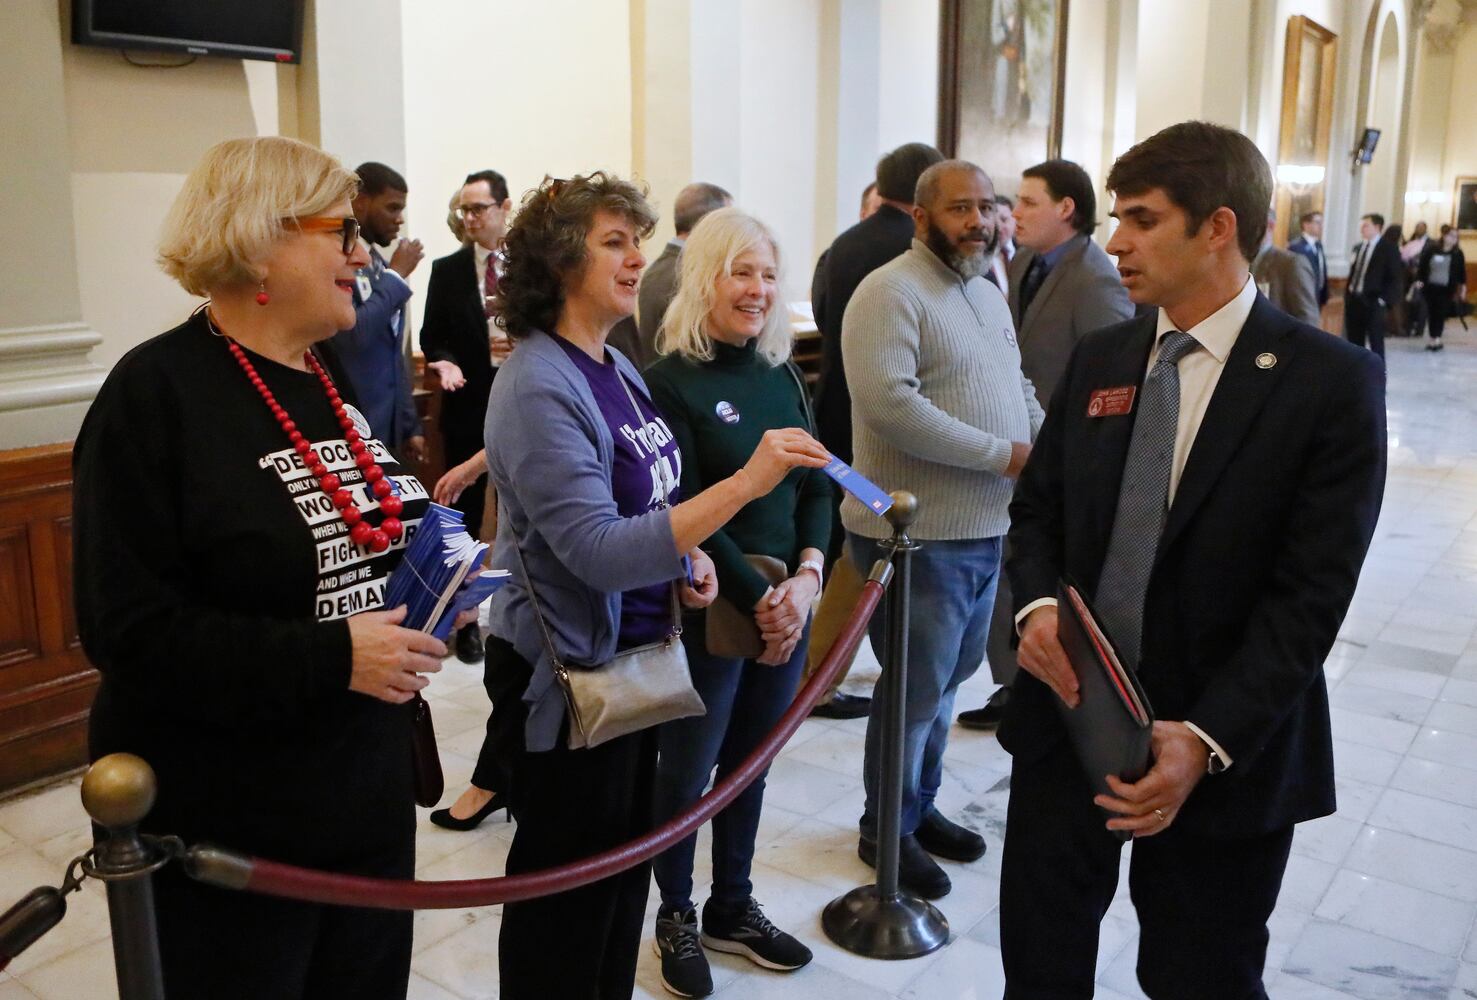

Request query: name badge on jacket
[
  {"left": 1087, "top": 386, "right": 1136, "bottom": 418},
  {"left": 355, "top": 272, "right": 373, "bottom": 301}
]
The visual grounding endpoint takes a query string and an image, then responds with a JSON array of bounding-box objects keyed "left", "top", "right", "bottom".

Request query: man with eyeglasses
[
  {"left": 420, "top": 168, "right": 513, "bottom": 663},
  {"left": 337, "top": 161, "right": 427, "bottom": 464}
]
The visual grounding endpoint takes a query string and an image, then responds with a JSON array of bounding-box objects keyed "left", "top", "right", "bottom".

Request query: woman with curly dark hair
[{"left": 456, "top": 173, "right": 829, "bottom": 998}]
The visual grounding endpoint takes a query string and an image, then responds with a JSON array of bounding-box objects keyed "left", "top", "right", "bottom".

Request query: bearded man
[{"left": 841, "top": 159, "right": 1044, "bottom": 899}]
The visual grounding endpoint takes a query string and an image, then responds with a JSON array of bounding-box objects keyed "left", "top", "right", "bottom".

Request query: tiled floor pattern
[{"left": 3, "top": 327, "right": 1476, "bottom": 998}]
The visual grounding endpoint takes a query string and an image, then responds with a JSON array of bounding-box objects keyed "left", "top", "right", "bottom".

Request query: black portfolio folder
[{"left": 1054, "top": 579, "right": 1154, "bottom": 840}]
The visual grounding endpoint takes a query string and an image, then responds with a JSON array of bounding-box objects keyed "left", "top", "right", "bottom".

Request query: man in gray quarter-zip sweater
[{"left": 842, "top": 159, "right": 1045, "bottom": 899}]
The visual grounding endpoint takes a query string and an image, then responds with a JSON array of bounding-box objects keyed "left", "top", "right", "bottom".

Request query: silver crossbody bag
[{"left": 510, "top": 372, "right": 705, "bottom": 749}]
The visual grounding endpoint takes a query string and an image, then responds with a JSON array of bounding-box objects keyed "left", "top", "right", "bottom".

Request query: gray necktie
[
  {"left": 1350, "top": 241, "right": 1370, "bottom": 294},
  {"left": 1094, "top": 330, "right": 1198, "bottom": 669}
]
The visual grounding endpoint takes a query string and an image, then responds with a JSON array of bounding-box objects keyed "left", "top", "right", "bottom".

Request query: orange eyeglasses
[{"left": 290, "top": 216, "right": 361, "bottom": 255}]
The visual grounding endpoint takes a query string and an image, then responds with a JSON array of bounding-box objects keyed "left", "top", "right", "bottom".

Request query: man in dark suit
[
  {"left": 1344, "top": 212, "right": 1402, "bottom": 359},
  {"left": 1000, "top": 122, "right": 1386, "bottom": 999},
  {"left": 958, "top": 158, "right": 1133, "bottom": 732},
  {"left": 1288, "top": 210, "right": 1329, "bottom": 307},
  {"left": 420, "top": 168, "right": 511, "bottom": 662},
  {"left": 420, "top": 169, "right": 510, "bottom": 534},
  {"left": 812, "top": 142, "right": 942, "bottom": 467},
  {"left": 338, "top": 162, "right": 426, "bottom": 459},
  {"left": 803, "top": 141, "right": 943, "bottom": 720},
  {"left": 609, "top": 182, "right": 730, "bottom": 367}
]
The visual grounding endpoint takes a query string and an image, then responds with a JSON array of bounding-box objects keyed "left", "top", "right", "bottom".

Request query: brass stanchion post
[
  {"left": 82, "top": 753, "right": 166, "bottom": 1000},
  {"left": 822, "top": 491, "right": 949, "bottom": 958}
]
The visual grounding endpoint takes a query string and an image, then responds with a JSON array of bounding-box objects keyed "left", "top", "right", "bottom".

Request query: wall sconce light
[{"left": 1276, "top": 164, "right": 1327, "bottom": 186}]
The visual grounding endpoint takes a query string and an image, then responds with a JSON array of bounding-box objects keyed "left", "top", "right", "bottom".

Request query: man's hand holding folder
[
  {"left": 1094, "top": 723, "right": 1208, "bottom": 837},
  {"left": 1017, "top": 592, "right": 1207, "bottom": 838},
  {"left": 1017, "top": 606, "right": 1080, "bottom": 708}
]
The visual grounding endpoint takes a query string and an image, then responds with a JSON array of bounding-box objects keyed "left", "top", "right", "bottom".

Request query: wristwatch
[{"left": 797, "top": 558, "right": 824, "bottom": 591}]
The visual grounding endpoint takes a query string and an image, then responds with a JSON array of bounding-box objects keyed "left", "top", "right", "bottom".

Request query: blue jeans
[
  {"left": 849, "top": 532, "right": 1002, "bottom": 838},
  {"left": 651, "top": 622, "right": 810, "bottom": 912}
]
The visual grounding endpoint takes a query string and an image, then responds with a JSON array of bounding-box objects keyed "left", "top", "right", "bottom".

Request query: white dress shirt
[
  {"left": 1015, "top": 276, "right": 1258, "bottom": 767},
  {"left": 990, "top": 242, "right": 1014, "bottom": 297}
]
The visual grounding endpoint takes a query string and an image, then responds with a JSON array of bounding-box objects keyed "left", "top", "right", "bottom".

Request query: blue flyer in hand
[{"left": 823, "top": 455, "right": 893, "bottom": 516}]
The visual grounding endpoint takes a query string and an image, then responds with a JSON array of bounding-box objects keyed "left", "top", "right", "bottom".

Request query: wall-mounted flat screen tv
[
  {"left": 1355, "top": 128, "right": 1381, "bottom": 165},
  {"left": 72, "top": 0, "right": 304, "bottom": 64}
]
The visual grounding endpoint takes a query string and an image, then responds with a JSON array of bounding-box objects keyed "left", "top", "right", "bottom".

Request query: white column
[
  {"left": 0, "top": 0, "right": 104, "bottom": 449},
  {"left": 632, "top": 0, "right": 694, "bottom": 245},
  {"left": 830, "top": 0, "right": 882, "bottom": 236},
  {"left": 313, "top": 0, "right": 408, "bottom": 175}
]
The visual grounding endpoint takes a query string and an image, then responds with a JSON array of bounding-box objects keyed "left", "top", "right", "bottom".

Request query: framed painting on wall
[
  {"left": 1455, "top": 177, "right": 1477, "bottom": 234},
  {"left": 937, "top": 0, "right": 1069, "bottom": 194},
  {"left": 1274, "top": 15, "right": 1338, "bottom": 246}
]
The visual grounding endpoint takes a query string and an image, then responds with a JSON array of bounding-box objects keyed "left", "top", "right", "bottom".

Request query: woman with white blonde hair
[
  {"left": 643, "top": 207, "right": 831, "bottom": 996},
  {"left": 74, "top": 136, "right": 449, "bottom": 998}
]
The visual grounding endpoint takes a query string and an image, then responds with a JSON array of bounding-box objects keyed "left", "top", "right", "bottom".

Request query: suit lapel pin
[{"left": 1255, "top": 352, "right": 1277, "bottom": 370}]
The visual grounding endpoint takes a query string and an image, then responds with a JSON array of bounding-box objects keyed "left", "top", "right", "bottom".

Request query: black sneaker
[
  {"left": 654, "top": 907, "right": 713, "bottom": 997},
  {"left": 858, "top": 833, "right": 952, "bottom": 899},
  {"left": 701, "top": 897, "right": 812, "bottom": 972},
  {"left": 916, "top": 809, "right": 987, "bottom": 862},
  {"left": 957, "top": 687, "right": 1011, "bottom": 730},
  {"left": 810, "top": 692, "right": 872, "bottom": 719}
]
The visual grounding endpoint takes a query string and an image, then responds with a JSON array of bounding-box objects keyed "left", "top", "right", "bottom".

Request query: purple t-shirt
[{"left": 552, "top": 334, "right": 683, "bottom": 647}]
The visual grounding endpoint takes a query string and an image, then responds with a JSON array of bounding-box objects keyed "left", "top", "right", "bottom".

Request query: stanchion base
[{"left": 821, "top": 885, "right": 949, "bottom": 959}]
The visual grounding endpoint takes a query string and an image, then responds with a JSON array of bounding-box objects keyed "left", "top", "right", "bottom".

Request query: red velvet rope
[{"left": 201, "top": 579, "right": 885, "bottom": 910}]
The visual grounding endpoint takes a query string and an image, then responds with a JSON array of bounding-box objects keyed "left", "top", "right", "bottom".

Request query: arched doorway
[{"left": 1363, "top": 10, "right": 1402, "bottom": 223}]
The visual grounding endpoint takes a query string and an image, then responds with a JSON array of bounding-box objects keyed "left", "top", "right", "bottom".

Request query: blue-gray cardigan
[{"left": 484, "top": 329, "right": 685, "bottom": 751}]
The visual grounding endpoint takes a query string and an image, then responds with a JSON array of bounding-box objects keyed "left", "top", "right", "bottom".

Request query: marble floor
[{"left": 3, "top": 326, "right": 1476, "bottom": 999}]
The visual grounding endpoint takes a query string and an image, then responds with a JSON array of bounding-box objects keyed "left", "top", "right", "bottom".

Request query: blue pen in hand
[{"left": 682, "top": 554, "right": 695, "bottom": 588}]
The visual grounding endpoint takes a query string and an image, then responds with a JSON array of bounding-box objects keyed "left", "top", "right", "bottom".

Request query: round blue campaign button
[{"left": 716, "top": 401, "right": 740, "bottom": 424}]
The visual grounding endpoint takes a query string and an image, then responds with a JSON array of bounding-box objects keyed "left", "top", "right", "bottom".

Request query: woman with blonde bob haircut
[
  {"left": 643, "top": 207, "right": 831, "bottom": 996},
  {"left": 75, "top": 136, "right": 450, "bottom": 998},
  {"left": 658, "top": 208, "right": 795, "bottom": 367}
]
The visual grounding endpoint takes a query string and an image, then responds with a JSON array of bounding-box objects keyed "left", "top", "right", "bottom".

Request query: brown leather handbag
[{"left": 704, "top": 555, "right": 788, "bottom": 658}]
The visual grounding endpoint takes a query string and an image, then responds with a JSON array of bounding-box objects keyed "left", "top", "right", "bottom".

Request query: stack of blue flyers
[{"left": 384, "top": 503, "right": 510, "bottom": 642}]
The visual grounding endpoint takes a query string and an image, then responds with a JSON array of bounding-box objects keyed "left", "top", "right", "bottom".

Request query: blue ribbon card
[{"left": 823, "top": 456, "right": 893, "bottom": 516}]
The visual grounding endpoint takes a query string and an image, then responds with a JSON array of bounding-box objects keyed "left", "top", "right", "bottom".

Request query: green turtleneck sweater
[{"left": 645, "top": 338, "right": 833, "bottom": 611}]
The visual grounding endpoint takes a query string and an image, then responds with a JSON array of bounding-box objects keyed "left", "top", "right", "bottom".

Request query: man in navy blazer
[
  {"left": 1287, "top": 210, "right": 1329, "bottom": 307},
  {"left": 999, "top": 123, "right": 1386, "bottom": 999},
  {"left": 337, "top": 162, "right": 426, "bottom": 459}
]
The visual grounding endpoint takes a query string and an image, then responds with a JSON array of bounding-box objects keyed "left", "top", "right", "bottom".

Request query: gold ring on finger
[{"left": 1153, "top": 808, "right": 1166, "bottom": 822}]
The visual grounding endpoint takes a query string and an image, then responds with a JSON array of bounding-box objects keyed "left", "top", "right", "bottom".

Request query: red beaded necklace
[{"left": 215, "top": 315, "right": 405, "bottom": 553}]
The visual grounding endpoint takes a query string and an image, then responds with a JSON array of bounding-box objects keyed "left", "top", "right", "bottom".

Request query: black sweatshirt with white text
[{"left": 74, "top": 311, "right": 430, "bottom": 866}]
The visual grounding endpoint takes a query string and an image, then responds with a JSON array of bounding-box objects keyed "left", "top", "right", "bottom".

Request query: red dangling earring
[{"left": 255, "top": 282, "right": 270, "bottom": 306}]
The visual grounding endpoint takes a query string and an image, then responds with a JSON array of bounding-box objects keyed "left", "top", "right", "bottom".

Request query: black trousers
[
  {"left": 469, "top": 635, "right": 522, "bottom": 793},
  {"left": 1344, "top": 294, "right": 1387, "bottom": 358},
  {"left": 1424, "top": 287, "right": 1455, "bottom": 340},
  {"left": 152, "top": 843, "right": 413, "bottom": 999},
  {"left": 492, "top": 636, "right": 658, "bottom": 1000},
  {"left": 1000, "top": 742, "right": 1293, "bottom": 1000}
]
